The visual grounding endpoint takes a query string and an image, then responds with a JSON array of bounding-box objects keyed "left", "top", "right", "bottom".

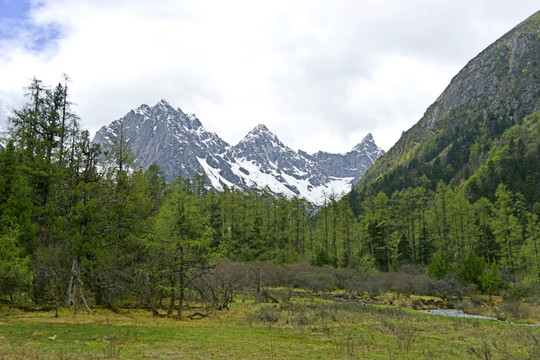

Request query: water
[
  {"left": 421, "top": 308, "right": 539, "bottom": 326},
  {"left": 420, "top": 308, "right": 498, "bottom": 321}
]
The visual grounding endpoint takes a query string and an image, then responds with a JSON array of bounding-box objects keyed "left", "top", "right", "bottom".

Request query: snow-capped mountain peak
[
  {"left": 361, "top": 132, "right": 374, "bottom": 144},
  {"left": 251, "top": 123, "right": 271, "bottom": 134},
  {"left": 351, "top": 133, "right": 384, "bottom": 157},
  {"left": 234, "top": 124, "right": 294, "bottom": 166},
  {"left": 352, "top": 133, "right": 372, "bottom": 151},
  {"left": 239, "top": 124, "right": 284, "bottom": 147},
  {"left": 134, "top": 104, "right": 151, "bottom": 117},
  {"left": 93, "top": 101, "right": 385, "bottom": 205}
]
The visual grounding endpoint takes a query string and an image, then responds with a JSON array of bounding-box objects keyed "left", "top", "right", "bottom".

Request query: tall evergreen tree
[{"left": 153, "top": 179, "right": 215, "bottom": 317}]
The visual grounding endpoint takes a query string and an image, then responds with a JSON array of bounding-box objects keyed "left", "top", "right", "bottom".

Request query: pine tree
[
  {"left": 365, "top": 192, "right": 391, "bottom": 271},
  {"left": 494, "top": 184, "right": 519, "bottom": 282},
  {"left": 153, "top": 179, "right": 215, "bottom": 317},
  {"left": 0, "top": 227, "right": 32, "bottom": 300}
]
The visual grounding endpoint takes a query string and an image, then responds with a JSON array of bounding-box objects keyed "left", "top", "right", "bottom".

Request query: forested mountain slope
[{"left": 356, "top": 10, "right": 540, "bottom": 204}]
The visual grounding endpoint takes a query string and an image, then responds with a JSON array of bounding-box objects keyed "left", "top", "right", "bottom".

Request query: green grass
[{"left": 0, "top": 301, "right": 539, "bottom": 359}]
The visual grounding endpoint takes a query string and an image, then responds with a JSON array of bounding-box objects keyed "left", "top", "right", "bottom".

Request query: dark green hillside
[
  {"left": 357, "top": 11, "right": 540, "bottom": 201},
  {"left": 465, "top": 110, "right": 540, "bottom": 206}
]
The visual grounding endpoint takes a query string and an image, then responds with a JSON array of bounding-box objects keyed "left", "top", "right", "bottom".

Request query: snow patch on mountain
[{"left": 196, "top": 157, "right": 230, "bottom": 190}]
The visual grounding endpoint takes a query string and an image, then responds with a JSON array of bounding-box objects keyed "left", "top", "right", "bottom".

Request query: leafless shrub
[
  {"left": 376, "top": 319, "right": 415, "bottom": 353},
  {"left": 411, "top": 274, "right": 438, "bottom": 296},
  {"left": 390, "top": 272, "right": 416, "bottom": 298},
  {"left": 400, "top": 263, "right": 425, "bottom": 275},
  {"left": 330, "top": 327, "right": 366, "bottom": 358},
  {"left": 468, "top": 340, "right": 492, "bottom": 360},
  {"left": 334, "top": 267, "right": 360, "bottom": 290},
  {"left": 409, "top": 273, "right": 469, "bottom": 300},
  {"left": 353, "top": 272, "right": 393, "bottom": 298},
  {"left": 192, "top": 259, "right": 246, "bottom": 309},
  {"left": 495, "top": 299, "right": 530, "bottom": 321},
  {"left": 244, "top": 262, "right": 285, "bottom": 302},
  {"left": 245, "top": 305, "right": 281, "bottom": 326},
  {"left": 411, "top": 298, "right": 424, "bottom": 310},
  {"left": 290, "top": 311, "right": 311, "bottom": 327},
  {"left": 528, "top": 333, "right": 540, "bottom": 359},
  {"left": 431, "top": 274, "right": 469, "bottom": 300},
  {"left": 293, "top": 271, "right": 337, "bottom": 294}
]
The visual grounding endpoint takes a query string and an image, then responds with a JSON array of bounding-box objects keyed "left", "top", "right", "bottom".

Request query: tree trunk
[
  {"left": 177, "top": 246, "right": 185, "bottom": 317},
  {"left": 65, "top": 256, "right": 92, "bottom": 314},
  {"left": 410, "top": 216, "right": 417, "bottom": 266},
  {"left": 386, "top": 235, "right": 391, "bottom": 273},
  {"left": 167, "top": 288, "right": 175, "bottom": 315},
  {"left": 177, "top": 286, "right": 185, "bottom": 317},
  {"left": 254, "top": 267, "right": 261, "bottom": 303},
  {"left": 66, "top": 257, "right": 79, "bottom": 308},
  {"left": 533, "top": 228, "right": 540, "bottom": 282}
]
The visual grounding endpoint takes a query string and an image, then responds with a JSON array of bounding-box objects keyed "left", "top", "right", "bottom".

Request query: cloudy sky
[{"left": 0, "top": 1, "right": 538, "bottom": 152}]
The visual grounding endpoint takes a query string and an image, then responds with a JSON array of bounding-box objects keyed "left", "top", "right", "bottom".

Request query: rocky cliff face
[
  {"left": 93, "top": 100, "right": 229, "bottom": 179},
  {"left": 357, "top": 10, "right": 540, "bottom": 191},
  {"left": 309, "top": 133, "right": 383, "bottom": 184},
  {"left": 422, "top": 13, "right": 540, "bottom": 129},
  {"left": 94, "top": 101, "right": 384, "bottom": 205}
]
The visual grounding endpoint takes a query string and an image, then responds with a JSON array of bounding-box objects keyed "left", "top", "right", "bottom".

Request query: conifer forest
[{"left": 1, "top": 78, "right": 539, "bottom": 316}]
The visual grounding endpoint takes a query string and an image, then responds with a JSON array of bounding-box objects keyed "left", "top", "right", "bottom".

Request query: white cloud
[{"left": 0, "top": 0, "right": 538, "bottom": 153}]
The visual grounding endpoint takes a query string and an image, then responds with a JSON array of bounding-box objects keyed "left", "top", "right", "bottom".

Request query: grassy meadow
[{"left": 1, "top": 294, "right": 539, "bottom": 359}]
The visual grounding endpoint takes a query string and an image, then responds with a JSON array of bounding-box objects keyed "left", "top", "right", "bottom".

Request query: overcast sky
[{"left": 0, "top": 1, "right": 538, "bottom": 152}]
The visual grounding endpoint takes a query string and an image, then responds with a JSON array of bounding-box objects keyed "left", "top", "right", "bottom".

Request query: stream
[
  {"left": 420, "top": 309, "right": 539, "bottom": 326},
  {"left": 420, "top": 309, "right": 498, "bottom": 320}
]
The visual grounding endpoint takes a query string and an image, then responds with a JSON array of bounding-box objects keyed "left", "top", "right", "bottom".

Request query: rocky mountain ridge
[{"left": 93, "top": 100, "right": 384, "bottom": 205}]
